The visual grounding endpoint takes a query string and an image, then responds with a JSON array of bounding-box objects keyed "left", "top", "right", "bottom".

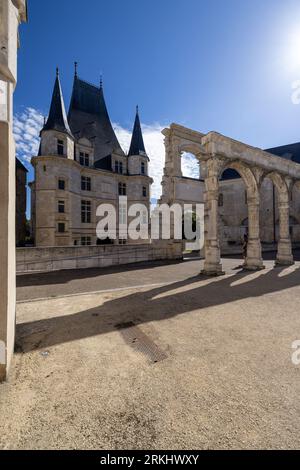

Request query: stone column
[
  {"left": 201, "top": 159, "right": 224, "bottom": 276},
  {"left": 276, "top": 201, "right": 294, "bottom": 266},
  {"left": 0, "top": 0, "right": 27, "bottom": 382},
  {"left": 244, "top": 198, "right": 264, "bottom": 270}
]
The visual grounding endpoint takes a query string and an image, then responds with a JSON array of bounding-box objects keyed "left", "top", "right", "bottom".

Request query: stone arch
[
  {"left": 259, "top": 172, "right": 293, "bottom": 265},
  {"left": 178, "top": 142, "right": 206, "bottom": 158},
  {"left": 218, "top": 160, "right": 262, "bottom": 270},
  {"left": 178, "top": 142, "right": 206, "bottom": 179},
  {"left": 261, "top": 171, "right": 289, "bottom": 203},
  {"left": 219, "top": 160, "right": 259, "bottom": 201}
]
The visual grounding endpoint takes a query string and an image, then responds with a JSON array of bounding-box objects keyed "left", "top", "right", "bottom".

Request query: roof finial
[
  {"left": 56, "top": 67, "right": 59, "bottom": 78},
  {"left": 43, "top": 116, "right": 46, "bottom": 126},
  {"left": 100, "top": 74, "right": 103, "bottom": 89},
  {"left": 136, "top": 105, "right": 139, "bottom": 115},
  {"left": 74, "top": 61, "right": 78, "bottom": 78}
]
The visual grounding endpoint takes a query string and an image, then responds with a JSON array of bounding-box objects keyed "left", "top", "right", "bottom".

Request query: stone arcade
[{"left": 160, "top": 124, "right": 300, "bottom": 275}]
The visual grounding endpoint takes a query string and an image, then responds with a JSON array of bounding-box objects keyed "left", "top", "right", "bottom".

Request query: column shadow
[{"left": 16, "top": 264, "right": 300, "bottom": 353}]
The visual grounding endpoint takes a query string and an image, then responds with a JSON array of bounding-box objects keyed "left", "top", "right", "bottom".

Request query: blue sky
[{"left": 14, "top": 0, "right": 300, "bottom": 214}]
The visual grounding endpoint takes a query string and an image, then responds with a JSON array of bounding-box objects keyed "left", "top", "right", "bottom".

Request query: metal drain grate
[{"left": 115, "top": 322, "right": 167, "bottom": 364}]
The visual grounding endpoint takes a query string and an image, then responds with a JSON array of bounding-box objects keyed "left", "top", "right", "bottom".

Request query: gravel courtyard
[{"left": 1, "top": 255, "right": 300, "bottom": 449}]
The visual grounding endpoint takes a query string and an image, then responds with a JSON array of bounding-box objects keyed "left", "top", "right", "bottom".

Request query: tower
[
  {"left": 128, "top": 106, "right": 149, "bottom": 177},
  {"left": 39, "top": 68, "right": 74, "bottom": 158}
]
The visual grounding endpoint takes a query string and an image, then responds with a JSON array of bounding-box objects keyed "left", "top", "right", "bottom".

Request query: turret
[
  {"left": 128, "top": 106, "right": 149, "bottom": 176},
  {"left": 39, "top": 68, "right": 74, "bottom": 158}
]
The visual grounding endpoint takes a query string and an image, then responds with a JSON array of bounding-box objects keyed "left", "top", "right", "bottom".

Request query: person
[{"left": 243, "top": 233, "right": 248, "bottom": 259}]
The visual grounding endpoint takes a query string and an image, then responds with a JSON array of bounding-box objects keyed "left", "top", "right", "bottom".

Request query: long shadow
[
  {"left": 16, "top": 264, "right": 300, "bottom": 353},
  {"left": 16, "top": 259, "right": 183, "bottom": 288}
]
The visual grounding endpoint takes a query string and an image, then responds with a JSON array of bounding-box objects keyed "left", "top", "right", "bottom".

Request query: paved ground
[
  {"left": 1, "top": 254, "right": 300, "bottom": 449},
  {"left": 16, "top": 250, "right": 300, "bottom": 302}
]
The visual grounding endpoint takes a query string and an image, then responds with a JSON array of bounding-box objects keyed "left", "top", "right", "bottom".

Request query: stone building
[
  {"left": 16, "top": 156, "right": 27, "bottom": 246},
  {"left": 31, "top": 67, "right": 152, "bottom": 247}
]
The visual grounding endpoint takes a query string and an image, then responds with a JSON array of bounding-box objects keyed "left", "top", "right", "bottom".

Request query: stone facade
[
  {"left": 16, "top": 156, "right": 27, "bottom": 246},
  {"left": 31, "top": 71, "right": 152, "bottom": 247},
  {"left": 0, "top": 0, "right": 27, "bottom": 381}
]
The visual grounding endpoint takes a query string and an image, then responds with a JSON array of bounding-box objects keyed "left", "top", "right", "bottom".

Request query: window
[
  {"left": 218, "top": 193, "right": 224, "bottom": 207},
  {"left": 142, "top": 210, "right": 148, "bottom": 225},
  {"left": 81, "top": 200, "right": 91, "bottom": 223},
  {"left": 119, "top": 238, "right": 127, "bottom": 245},
  {"left": 118, "top": 182, "right": 127, "bottom": 196},
  {"left": 43, "top": 165, "right": 47, "bottom": 172},
  {"left": 141, "top": 161, "right": 146, "bottom": 175},
  {"left": 58, "top": 200, "right": 65, "bottom": 213},
  {"left": 57, "top": 139, "right": 64, "bottom": 155},
  {"left": 79, "top": 152, "right": 89, "bottom": 167},
  {"left": 81, "top": 176, "right": 91, "bottom": 191},
  {"left": 58, "top": 179, "right": 65, "bottom": 190},
  {"left": 74, "top": 240, "right": 78, "bottom": 246},
  {"left": 58, "top": 223, "right": 65, "bottom": 233},
  {"left": 115, "top": 161, "right": 123, "bottom": 174},
  {"left": 142, "top": 186, "right": 147, "bottom": 197},
  {"left": 245, "top": 190, "right": 248, "bottom": 205},
  {"left": 119, "top": 203, "right": 127, "bottom": 225},
  {"left": 81, "top": 236, "right": 91, "bottom": 246}
]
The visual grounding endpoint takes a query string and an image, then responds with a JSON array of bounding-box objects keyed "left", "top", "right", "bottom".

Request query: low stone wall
[
  {"left": 16, "top": 242, "right": 183, "bottom": 274},
  {"left": 221, "top": 242, "right": 300, "bottom": 256}
]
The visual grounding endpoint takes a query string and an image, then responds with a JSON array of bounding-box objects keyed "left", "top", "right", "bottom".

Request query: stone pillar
[
  {"left": 0, "top": 0, "right": 27, "bottom": 382},
  {"left": 276, "top": 201, "right": 294, "bottom": 266},
  {"left": 201, "top": 159, "right": 224, "bottom": 276},
  {"left": 244, "top": 199, "right": 264, "bottom": 270}
]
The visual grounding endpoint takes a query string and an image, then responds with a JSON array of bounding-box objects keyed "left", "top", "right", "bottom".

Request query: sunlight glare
[{"left": 286, "top": 30, "right": 300, "bottom": 71}]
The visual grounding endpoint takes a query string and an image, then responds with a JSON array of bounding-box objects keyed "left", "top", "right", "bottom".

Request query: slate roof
[
  {"left": 265, "top": 142, "right": 300, "bottom": 164},
  {"left": 128, "top": 107, "right": 147, "bottom": 157},
  {"left": 68, "top": 76, "right": 124, "bottom": 164},
  {"left": 42, "top": 70, "right": 73, "bottom": 139}
]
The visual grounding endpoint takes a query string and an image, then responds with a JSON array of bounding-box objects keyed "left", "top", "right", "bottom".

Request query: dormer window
[
  {"left": 141, "top": 162, "right": 146, "bottom": 175},
  {"left": 57, "top": 139, "right": 64, "bottom": 155},
  {"left": 80, "top": 152, "right": 89, "bottom": 167},
  {"left": 115, "top": 161, "right": 123, "bottom": 174}
]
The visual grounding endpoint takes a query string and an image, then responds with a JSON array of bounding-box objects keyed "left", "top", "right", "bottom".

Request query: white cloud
[
  {"left": 113, "top": 122, "right": 165, "bottom": 201},
  {"left": 13, "top": 107, "right": 200, "bottom": 201},
  {"left": 13, "top": 107, "right": 43, "bottom": 166},
  {"left": 181, "top": 152, "right": 201, "bottom": 179},
  {"left": 114, "top": 124, "right": 200, "bottom": 200}
]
